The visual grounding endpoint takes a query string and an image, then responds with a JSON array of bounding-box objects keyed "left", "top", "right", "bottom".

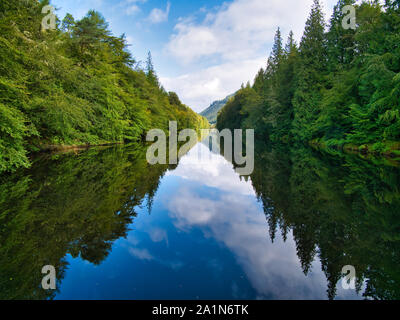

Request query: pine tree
[
  {"left": 285, "top": 30, "right": 297, "bottom": 55},
  {"left": 291, "top": 0, "right": 327, "bottom": 142},
  {"left": 253, "top": 68, "right": 265, "bottom": 95},
  {"left": 277, "top": 31, "right": 298, "bottom": 140},
  {"left": 326, "top": 0, "right": 356, "bottom": 71},
  {"left": 146, "top": 51, "right": 159, "bottom": 88},
  {"left": 265, "top": 27, "right": 283, "bottom": 79},
  {"left": 62, "top": 13, "right": 75, "bottom": 34},
  {"left": 266, "top": 30, "right": 298, "bottom": 141},
  {"left": 72, "top": 10, "right": 111, "bottom": 62}
]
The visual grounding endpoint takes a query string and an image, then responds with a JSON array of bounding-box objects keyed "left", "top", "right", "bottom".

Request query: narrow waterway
[{"left": 1, "top": 140, "right": 399, "bottom": 299}]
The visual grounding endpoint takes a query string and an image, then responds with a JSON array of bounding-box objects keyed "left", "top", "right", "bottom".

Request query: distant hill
[{"left": 200, "top": 94, "right": 235, "bottom": 124}]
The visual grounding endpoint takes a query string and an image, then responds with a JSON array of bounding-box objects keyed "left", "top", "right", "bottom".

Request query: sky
[{"left": 52, "top": 0, "right": 339, "bottom": 113}]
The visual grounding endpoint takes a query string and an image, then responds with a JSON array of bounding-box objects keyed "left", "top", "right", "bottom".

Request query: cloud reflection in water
[{"left": 166, "top": 143, "right": 359, "bottom": 299}]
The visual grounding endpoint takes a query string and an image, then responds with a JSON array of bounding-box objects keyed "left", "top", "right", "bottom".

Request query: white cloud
[
  {"left": 128, "top": 246, "right": 183, "bottom": 270},
  {"left": 129, "top": 247, "right": 154, "bottom": 260},
  {"left": 161, "top": 57, "right": 265, "bottom": 112},
  {"left": 167, "top": 0, "right": 315, "bottom": 65},
  {"left": 148, "top": 2, "right": 171, "bottom": 24},
  {"left": 164, "top": 142, "right": 361, "bottom": 299},
  {"left": 166, "top": 142, "right": 256, "bottom": 195},
  {"left": 148, "top": 228, "right": 169, "bottom": 245},
  {"left": 120, "top": 0, "right": 147, "bottom": 16},
  {"left": 161, "top": 0, "right": 338, "bottom": 112},
  {"left": 125, "top": 4, "right": 140, "bottom": 16}
]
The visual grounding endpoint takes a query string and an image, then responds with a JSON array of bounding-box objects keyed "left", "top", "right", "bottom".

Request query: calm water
[{"left": 0, "top": 140, "right": 399, "bottom": 300}]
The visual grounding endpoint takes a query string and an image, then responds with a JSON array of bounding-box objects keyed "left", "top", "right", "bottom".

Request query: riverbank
[
  {"left": 310, "top": 140, "right": 400, "bottom": 162},
  {"left": 36, "top": 142, "right": 125, "bottom": 153}
]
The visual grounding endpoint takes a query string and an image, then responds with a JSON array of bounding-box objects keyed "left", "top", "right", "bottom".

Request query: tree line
[
  {"left": 0, "top": 0, "right": 208, "bottom": 174},
  {"left": 217, "top": 0, "right": 400, "bottom": 156}
]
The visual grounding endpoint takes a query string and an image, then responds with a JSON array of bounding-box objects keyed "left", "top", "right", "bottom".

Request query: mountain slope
[{"left": 200, "top": 94, "right": 234, "bottom": 124}]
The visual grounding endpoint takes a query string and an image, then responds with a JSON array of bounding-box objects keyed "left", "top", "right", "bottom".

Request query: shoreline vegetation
[
  {"left": 310, "top": 140, "right": 400, "bottom": 159},
  {"left": 309, "top": 141, "right": 400, "bottom": 168},
  {"left": 36, "top": 142, "right": 124, "bottom": 153},
  {"left": 216, "top": 0, "right": 400, "bottom": 162},
  {"left": 0, "top": 0, "right": 208, "bottom": 174}
]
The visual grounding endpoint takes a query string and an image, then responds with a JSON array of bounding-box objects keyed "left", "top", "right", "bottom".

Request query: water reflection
[
  {"left": 166, "top": 143, "right": 360, "bottom": 299},
  {"left": 228, "top": 142, "right": 400, "bottom": 300},
  {"left": 0, "top": 140, "right": 399, "bottom": 300},
  {"left": 0, "top": 144, "right": 175, "bottom": 299}
]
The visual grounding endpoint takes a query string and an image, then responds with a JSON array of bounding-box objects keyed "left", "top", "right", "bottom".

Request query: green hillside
[{"left": 200, "top": 93, "right": 234, "bottom": 124}]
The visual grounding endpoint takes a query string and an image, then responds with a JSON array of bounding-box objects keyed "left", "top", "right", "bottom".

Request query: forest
[
  {"left": 217, "top": 0, "right": 400, "bottom": 156},
  {"left": 0, "top": 0, "right": 208, "bottom": 174}
]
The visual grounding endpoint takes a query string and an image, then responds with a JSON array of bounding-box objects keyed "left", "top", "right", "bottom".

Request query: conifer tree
[
  {"left": 265, "top": 27, "right": 283, "bottom": 80},
  {"left": 253, "top": 68, "right": 265, "bottom": 95},
  {"left": 326, "top": 0, "right": 356, "bottom": 71},
  {"left": 146, "top": 51, "right": 159, "bottom": 88},
  {"left": 62, "top": 13, "right": 75, "bottom": 34},
  {"left": 266, "top": 30, "right": 298, "bottom": 141},
  {"left": 285, "top": 30, "right": 297, "bottom": 55},
  {"left": 291, "top": 0, "right": 327, "bottom": 142}
]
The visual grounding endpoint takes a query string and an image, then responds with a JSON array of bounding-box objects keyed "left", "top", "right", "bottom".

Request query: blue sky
[{"left": 52, "top": 0, "right": 338, "bottom": 112}]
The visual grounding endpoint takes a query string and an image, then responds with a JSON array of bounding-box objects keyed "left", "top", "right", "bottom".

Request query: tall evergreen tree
[
  {"left": 146, "top": 51, "right": 159, "bottom": 88},
  {"left": 265, "top": 27, "right": 283, "bottom": 80},
  {"left": 326, "top": 0, "right": 357, "bottom": 71},
  {"left": 285, "top": 30, "right": 297, "bottom": 55},
  {"left": 61, "top": 13, "right": 75, "bottom": 34},
  {"left": 291, "top": 0, "right": 327, "bottom": 142},
  {"left": 265, "top": 31, "right": 299, "bottom": 142},
  {"left": 253, "top": 68, "right": 265, "bottom": 95}
]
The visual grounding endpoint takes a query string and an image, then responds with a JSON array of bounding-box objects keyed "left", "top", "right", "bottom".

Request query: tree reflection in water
[
  {"left": 228, "top": 142, "right": 400, "bottom": 300},
  {"left": 1, "top": 140, "right": 399, "bottom": 300},
  {"left": 0, "top": 144, "right": 177, "bottom": 299}
]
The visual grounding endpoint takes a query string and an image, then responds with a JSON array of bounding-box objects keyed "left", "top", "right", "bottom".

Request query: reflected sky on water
[{"left": 53, "top": 143, "right": 361, "bottom": 300}]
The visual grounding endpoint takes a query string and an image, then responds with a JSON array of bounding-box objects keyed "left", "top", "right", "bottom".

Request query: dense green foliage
[
  {"left": 0, "top": 0, "right": 208, "bottom": 173},
  {"left": 0, "top": 143, "right": 183, "bottom": 299},
  {"left": 2, "top": 138, "right": 399, "bottom": 300},
  {"left": 200, "top": 93, "right": 235, "bottom": 124},
  {"left": 222, "top": 141, "right": 400, "bottom": 300},
  {"left": 217, "top": 0, "right": 400, "bottom": 153}
]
